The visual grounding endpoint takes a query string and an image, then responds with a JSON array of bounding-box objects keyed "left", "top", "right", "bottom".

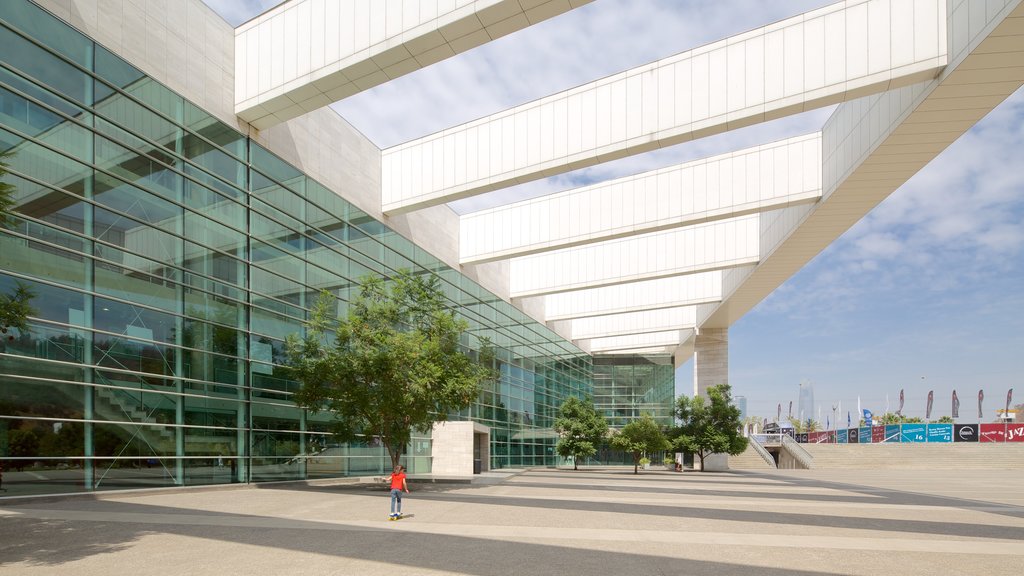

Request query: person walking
[{"left": 388, "top": 464, "right": 409, "bottom": 520}]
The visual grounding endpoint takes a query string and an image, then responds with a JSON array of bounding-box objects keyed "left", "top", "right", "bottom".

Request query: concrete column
[
  {"left": 693, "top": 327, "right": 729, "bottom": 471},
  {"left": 693, "top": 327, "right": 728, "bottom": 397}
]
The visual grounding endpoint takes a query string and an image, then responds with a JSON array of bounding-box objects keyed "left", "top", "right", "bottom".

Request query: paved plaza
[{"left": 1, "top": 468, "right": 1023, "bottom": 575}]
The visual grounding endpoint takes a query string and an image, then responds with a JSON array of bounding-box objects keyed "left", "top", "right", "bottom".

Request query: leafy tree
[
  {"left": 554, "top": 396, "right": 608, "bottom": 470},
  {"left": 286, "top": 271, "right": 495, "bottom": 469},
  {"left": 0, "top": 150, "right": 15, "bottom": 228},
  {"left": 673, "top": 384, "right": 748, "bottom": 471},
  {"left": 933, "top": 416, "right": 954, "bottom": 424},
  {"left": 0, "top": 152, "right": 36, "bottom": 341},
  {"left": 787, "top": 417, "right": 821, "bottom": 433},
  {"left": 610, "top": 414, "right": 670, "bottom": 474}
]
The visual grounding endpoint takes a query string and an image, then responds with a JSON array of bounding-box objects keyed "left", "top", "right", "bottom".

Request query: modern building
[
  {"left": 735, "top": 396, "right": 748, "bottom": 422},
  {"left": 2, "top": 0, "right": 1023, "bottom": 497},
  {"left": 798, "top": 382, "right": 815, "bottom": 424}
]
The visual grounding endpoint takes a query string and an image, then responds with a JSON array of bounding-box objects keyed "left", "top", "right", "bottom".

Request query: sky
[{"left": 203, "top": 0, "right": 1024, "bottom": 423}]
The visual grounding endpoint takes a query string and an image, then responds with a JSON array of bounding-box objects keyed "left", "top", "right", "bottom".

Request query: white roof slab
[
  {"left": 382, "top": 0, "right": 948, "bottom": 214},
  {"left": 459, "top": 133, "right": 821, "bottom": 265},
  {"left": 235, "top": 0, "right": 593, "bottom": 129}
]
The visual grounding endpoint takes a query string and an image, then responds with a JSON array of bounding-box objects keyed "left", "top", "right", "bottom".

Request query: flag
[
  {"left": 1007, "top": 388, "right": 1014, "bottom": 415},
  {"left": 862, "top": 409, "right": 872, "bottom": 427},
  {"left": 826, "top": 416, "right": 830, "bottom": 430},
  {"left": 847, "top": 411, "right": 851, "bottom": 428},
  {"left": 777, "top": 403, "right": 781, "bottom": 422},
  {"left": 952, "top": 390, "right": 960, "bottom": 418},
  {"left": 897, "top": 389, "right": 905, "bottom": 416},
  {"left": 978, "top": 389, "right": 984, "bottom": 419},
  {"left": 926, "top": 390, "right": 934, "bottom": 420},
  {"left": 788, "top": 401, "right": 792, "bottom": 419}
]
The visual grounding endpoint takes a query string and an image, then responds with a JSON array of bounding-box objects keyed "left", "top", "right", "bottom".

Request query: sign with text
[
  {"left": 884, "top": 425, "right": 901, "bottom": 443},
  {"left": 859, "top": 427, "right": 872, "bottom": 443},
  {"left": 872, "top": 426, "right": 885, "bottom": 443},
  {"left": 979, "top": 423, "right": 1005, "bottom": 443},
  {"left": 926, "top": 423, "right": 952, "bottom": 442},
  {"left": 837, "top": 429, "right": 848, "bottom": 443},
  {"left": 798, "top": 433, "right": 808, "bottom": 443},
  {"left": 954, "top": 424, "right": 979, "bottom": 442},
  {"left": 901, "top": 423, "right": 927, "bottom": 443},
  {"left": 1007, "top": 424, "right": 1024, "bottom": 442},
  {"left": 848, "top": 428, "right": 860, "bottom": 443}
]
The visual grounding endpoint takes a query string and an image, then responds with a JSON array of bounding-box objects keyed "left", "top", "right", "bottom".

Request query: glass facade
[
  {"left": 592, "top": 354, "right": 675, "bottom": 429},
  {"left": 0, "top": 0, "right": 591, "bottom": 497}
]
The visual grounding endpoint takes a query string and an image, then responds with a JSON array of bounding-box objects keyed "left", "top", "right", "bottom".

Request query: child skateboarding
[{"left": 388, "top": 464, "right": 409, "bottom": 520}]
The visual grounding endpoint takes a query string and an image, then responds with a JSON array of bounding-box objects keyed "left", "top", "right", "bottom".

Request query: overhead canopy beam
[
  {"left": 459, "top": 133, "right": 821, "bottom": 264},
  {"left": 537, "top": 270, "right": 725, "bottom": 321},
  {"left": 581, "top": 329, "right": 692, "bottom": 354},
  {"left": 509, "top": 215, "right": 759, "bottom": 298},
  {"left": 235, "top": 0, "right": 594, "bottom": 129},
  {"left": 555, "top": 306, "right": 697, "bottom": 341},
  {"left": 382, "top": 0, "right": 947, "bottom": 214}
]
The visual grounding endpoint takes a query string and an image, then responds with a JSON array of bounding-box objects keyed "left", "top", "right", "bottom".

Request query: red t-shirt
[{"left": 390, "top": 471, "right": 406, "bottom": 490}]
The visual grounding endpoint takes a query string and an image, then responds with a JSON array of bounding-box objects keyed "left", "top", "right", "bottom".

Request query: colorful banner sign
[
  {"left": 954, "top": 424, "right": 979, "bottom": 442},
  {"left": 901, "top": 423, "right": 927, "bottom": 443},
  {"left": 797, "top": 433, "right": 808, "bottom": 443},
  {"left": 872, "top": 425, "right": 885, "bottom": 443},
  {"left": 848, "top": 428, "right": 860, "bottom": 443},
  {"left": 979, "top": 423, "right": 1005, "bottom": 443},
  {"left": 1006, "top": 424, "right": 1024, "bottom": 442},
  {"left": 837, "top": 429, "right": 848, "bottom": 443},
  {"left": 926, "top": 423, "right": 952, "bottom": 442},
  {"left": 859, "top": 427, "right": 871, "bottom": 443},
  {"left": 884, "top": 425, "right": 901, "bottom": 443}
]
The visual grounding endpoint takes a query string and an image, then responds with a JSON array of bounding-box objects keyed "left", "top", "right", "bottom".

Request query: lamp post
[{"left": 831, "top": 404, "right": 837, "bottom": 444}]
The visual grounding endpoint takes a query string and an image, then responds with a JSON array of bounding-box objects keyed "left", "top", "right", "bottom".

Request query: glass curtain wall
[{"left": 0, "top": 0, "right": 591, "bottom": 497}]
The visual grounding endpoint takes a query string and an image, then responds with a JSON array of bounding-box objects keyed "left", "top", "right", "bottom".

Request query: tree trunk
[
  {"left": 573, "top": 454, "right": 578, "bottom": 470},
  {"left": 697, "top": 451, "right": 705, "bottom": 472},
  {"left": 633, "top": 454, "right": 639, "bottom": 474},
  {"left": 388, "top": 442, "right": 404, "bottom": 470}
]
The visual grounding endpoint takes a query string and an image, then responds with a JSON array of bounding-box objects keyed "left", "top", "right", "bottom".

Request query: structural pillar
[
  {"left": 693, "top": 327, "right": 729, "bottom": 471},
  {"left": 693, "top": 327, "right": 728, "bottom": 397}
]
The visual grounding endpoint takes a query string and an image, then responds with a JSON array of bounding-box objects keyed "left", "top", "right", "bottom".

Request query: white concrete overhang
[
  {"left": 581, "top": 329, "right": 693, "bottom": 354},
  {"left": 508, "top": 215, "right": 760, "bottom": 298},
  {"left": 235, "top": 0, "right": 594, "bottom": 129},
  {"left": 536, "top": 270, "right": 726, "bottom": 321},
  {"left": 382, "top": 0, "right": 948, "bottom": 214},
  {"left": 459, "top": 133, "right": 822, "bottom": 265},
  {"left": 554, "top": 306, "right": 698, "bottom": 341}
]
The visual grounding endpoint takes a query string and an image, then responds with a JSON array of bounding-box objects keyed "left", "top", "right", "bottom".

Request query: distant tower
[
  {"left": 798, "top": 381, "right": 814, "bottom": 422},
  {"left": 734, "top": 395, "right": 748, "bottom": 420}
]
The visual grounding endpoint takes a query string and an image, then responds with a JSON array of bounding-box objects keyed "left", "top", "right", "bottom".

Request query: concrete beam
[
  {"left": 382, "top": 0, "right": 947, "bottom": 213},
  {"left": 235, "top": 0, "right": 594, "bottom": 129},
  {"left": 459, "top": 134, "right": 821, "bottom": 265}
]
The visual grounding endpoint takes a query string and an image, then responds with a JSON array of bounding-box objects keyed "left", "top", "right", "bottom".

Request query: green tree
[
  {"left": 0, "top": 151, "right": 36, "bottom": 341},
  {"left": 0, "top": 150, "right": 15, "bottom": 227},
  {"left": 673, "top": 384, "right": 748, "bottom": 471},
  {"left": 286, "top": 271, "right": 495, "bottom": 469},
  {"left": 610, "top": 414, "right": 670, "bottom": 474},
  {"left": 554, "top": 396, "right": 608, "bottom": 470},
  {"left": 933, "top": 416, "right": 954, "bottom": 424}
]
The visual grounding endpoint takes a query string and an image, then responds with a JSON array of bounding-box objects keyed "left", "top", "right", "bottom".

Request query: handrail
[
  {"left": 781, "top": 435, "right": 814, "bottom": 469},
  {"left": 748, "top": 437, "right": 777, "bottom": 468}
]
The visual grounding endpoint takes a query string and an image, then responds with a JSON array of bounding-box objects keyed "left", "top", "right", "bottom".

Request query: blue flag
[
  {"left": 847, "top": 411, "right": 851, "bottom": 428},
  {"left": 863, "top": 409, "right": 872, "bottom": 427}
]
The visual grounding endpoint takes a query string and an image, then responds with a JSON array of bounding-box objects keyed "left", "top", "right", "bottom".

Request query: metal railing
[
  {"left": 748, "top": 437, "right": 777, "bottom": 468},
  {"left": 781, "top": 435, "right": 814, "bottom": 469}
]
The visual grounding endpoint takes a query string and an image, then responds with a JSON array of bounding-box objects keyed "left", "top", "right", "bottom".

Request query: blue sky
[{"left": 204, "top": 0, "right": 1024, "bottom": 422}]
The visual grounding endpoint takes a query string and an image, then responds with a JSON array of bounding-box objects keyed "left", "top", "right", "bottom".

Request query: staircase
[
  {"left": 800, "top": 443, "right": 1024, "bottom": 470},
  {"left": 729, "top": 443, "right": 776, "bottom": 469}
]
